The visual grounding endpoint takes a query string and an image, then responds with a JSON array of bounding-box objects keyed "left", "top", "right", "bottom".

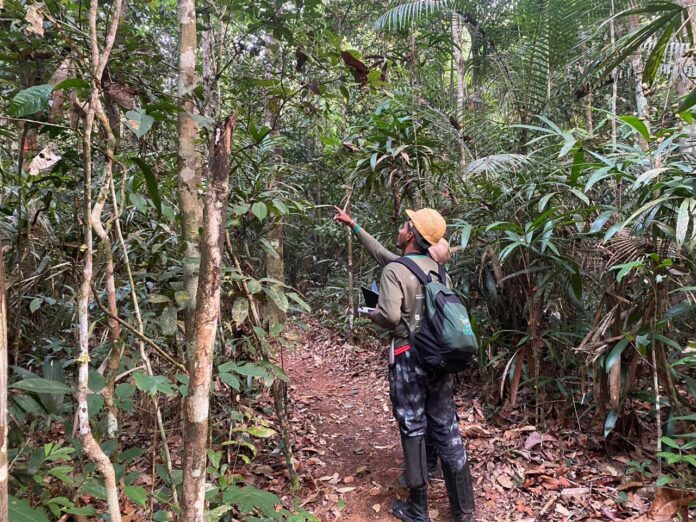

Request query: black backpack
[{"left": 394, "top": 257, "right": 478, "bottom": 373}]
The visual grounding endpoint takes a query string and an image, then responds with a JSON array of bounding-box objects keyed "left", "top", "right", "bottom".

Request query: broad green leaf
[
  {"left": 618, "top": 115, "right": 650, "bottom": 142},
  {"left": 611, "top": 261, "right": 643, "bottom": 282},
  {"left": 656, "top": 475, "right": 672, "bottom": 487},
  {"left": 53, "top": 78, "right": 90, "bottom": 91},
  {"left": 148, "top": 293, "right": 170, "bottom": 304},
  {"left": 246, "top": 426, "right": 276, "bottom": 438},
  {"left": 247, "top": 279, "right": 262, "bottom": 294},
  {"left": 459, "top": 223, "right": 473, "bottom": 250},
  {"left": 232, "top": 298, "right": 249, "bottom": 326},
  {"left": 10, "top": 378, "right": 72, "bottom": 395},
  {"left": 676, "top": 199, "right": 691, "bottom": 247},
  {"left": 252, "top": 202, "right": 268, "bottom": 221},
  {"left": 47, "top": 465, "right": 74, "bottom": 486},
  {"left": 9, "top": 496, "right": 50, "bottom": 522},
  {"left": 233, "top": 203, "right": 250, "bottom": 216},
  {"left": 115, "top": 383, "right": 135, "bottom": 398},
  {"left": 219, "top": 372, "right": 240, "bottom": 390},
  {"left": 569, "top": 188, "right": 590, "bottom": 206},
  {"left": 660, "top": 436, "right": 680, "bottom": 449},
  {"left": 287, "top": 292, "right": 311, "bottom": 313},
  {"left": 272, "top": 198, "right": 289, "bottom": 215},
  {"left": 605, "top": 338, "right": 629, "bottom": 372},
  {"left": 129, "top": 192, "right": 149, "bottom": 213},
  {"left": 125, "top": 109, "right": 155, "bottom": 138},
  {"left": 206, "top": 506, "right": 233, "bottom": 522},
  {"left": 232, "top": 364, "right": 268, "bottom": 378},
  {"left": 604, "top": 409, "right": 619, "bottom": 438},
  {"left": 678, "top": 86, "right": 696, "bottom": 112},
  {"left": 125, "top": 485, "right": 148, "bottom": 507},
  {"left": 130, "top": 157, "right": 162, "bottom": 216},
  {"left": 9, "top": 84, "right": 53, "bottom": 117},
  {"left": 29, "top": 298, "right": 42, "bottom": 313},
  {"left": 264, "top": 286, "right": 289, "bottom": 313},
  {"left": 133, "top": 373, "right": 176, "bottom": 396},
  {"left": 222, "top": 485, "right": 280, "bottom": 515},
  {"left": 590, "top": 211, "right": 614, "bottom": 234}
]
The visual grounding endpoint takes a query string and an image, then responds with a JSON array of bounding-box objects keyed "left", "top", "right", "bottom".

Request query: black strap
[
  {"left": 393, "top": 257, "right": 429, "bottom": 286},
  {"left": 393, "top": 256, "right": 447, "bottom": 287}
]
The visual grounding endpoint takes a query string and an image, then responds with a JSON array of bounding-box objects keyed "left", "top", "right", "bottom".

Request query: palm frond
[
  {"left": 462, "top": 153, "right": 529, "bottom": 178},
  {"left": 375, "top": 0, "right": 452, "bottom": 31}
]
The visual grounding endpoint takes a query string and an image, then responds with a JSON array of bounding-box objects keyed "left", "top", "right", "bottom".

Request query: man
[
  {"left": 333, "top": 207, "right": 475, "bottom": 522},
  {"left": 334, "top": 206, "right": 446, "bottom": 484}
]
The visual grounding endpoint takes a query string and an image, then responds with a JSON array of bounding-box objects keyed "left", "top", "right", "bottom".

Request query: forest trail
[
  {"left": 285, "top": 320, "right": 468, "bottom": 521},
  {"left": 283, "top": 318, "right": 507, "bottom": 521},
  {"left": 282, "top": 319, "right": 692, "bottom": 522}
]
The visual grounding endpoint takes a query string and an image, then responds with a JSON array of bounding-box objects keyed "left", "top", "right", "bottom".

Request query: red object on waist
[{"left": 394, "top": 344, "right": 411, "bottom": 356}]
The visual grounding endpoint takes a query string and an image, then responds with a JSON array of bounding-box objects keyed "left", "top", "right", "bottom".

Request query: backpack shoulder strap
[
  {"left": 438, "top": 264, "right": 447, "bottom": 285},
  {"left": 392, "top": 256, "right": 430, "bottom": 287}
]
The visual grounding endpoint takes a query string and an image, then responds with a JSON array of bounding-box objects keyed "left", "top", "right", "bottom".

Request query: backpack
[{"left": 393, "top": 257, "right": 478, "bottom": 373}]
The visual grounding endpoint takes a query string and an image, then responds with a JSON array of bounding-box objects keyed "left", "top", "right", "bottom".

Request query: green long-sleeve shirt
[{"left": 354, "top": 228, "right": 448, "bottom": 348}]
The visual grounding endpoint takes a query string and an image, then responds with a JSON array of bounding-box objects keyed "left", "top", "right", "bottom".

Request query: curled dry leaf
[
  {"left": 25, "top": 4, "right": 44, "bottom": 37},
  {"left": 524, "top": 431, "right": 557, "bottom": 450}
]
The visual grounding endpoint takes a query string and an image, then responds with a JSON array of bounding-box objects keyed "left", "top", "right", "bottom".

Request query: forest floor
[{"left": 275, "top": 317, "right": 694, "bottom": 522}]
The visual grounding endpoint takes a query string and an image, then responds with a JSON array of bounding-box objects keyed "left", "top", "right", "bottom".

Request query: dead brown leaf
[
  {"left": 25, "top": 4, "right": 44, "bottom": 37},
  {"left": 524, "top": 431, "right": 557, "bottom": 450},
  {"left": 632, "top": 487, "right": 693, "bottom": 522}
]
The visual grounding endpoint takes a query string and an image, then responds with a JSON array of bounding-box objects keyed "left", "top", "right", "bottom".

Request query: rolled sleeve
[{"left": 373, "top": 265, "right": 403, "bottom": 329}]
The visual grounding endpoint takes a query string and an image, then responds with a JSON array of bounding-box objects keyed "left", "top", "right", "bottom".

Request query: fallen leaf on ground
[{"left": 524, "top": 431, "right": 557, "bottom": 450}]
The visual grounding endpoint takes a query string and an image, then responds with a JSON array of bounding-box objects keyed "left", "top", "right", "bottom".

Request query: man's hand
[
  {"left": 333, "top": 206, "right": 355, "bottom": 228},
  {"left": 368, "top": 304, "right": 380, "bottom": 322}
]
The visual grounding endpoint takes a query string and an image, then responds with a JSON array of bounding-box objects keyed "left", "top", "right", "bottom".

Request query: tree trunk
[
  {"left": 675, "top": 0, "right": 696, "bottom": 149},
  {"left": 628, "top": 12, "right": 650, "bottom": 151},
  {"left": 177, "top": 0, "right": 202, "bottom": 359},
  {"left": 75, "top": 2, "right": 125, "bottom": 520},
  {"left": 181, "top": 116, "right": 235, "bottom": 522},
  {"left": 0, "top": 194, "right": 7, "bottom": 519},
  {"left": 452, "top": 14, "right": 467, "bottom": 170}
]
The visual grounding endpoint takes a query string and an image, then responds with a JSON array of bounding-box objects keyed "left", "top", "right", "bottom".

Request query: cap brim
[{"left": 405, "top": 209, "right": 416, "bottom": 221}]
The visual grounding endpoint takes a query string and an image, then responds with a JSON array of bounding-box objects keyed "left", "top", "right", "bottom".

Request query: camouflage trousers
[{"left": 388, "top": 348, "right": 468, "bottom": 470}]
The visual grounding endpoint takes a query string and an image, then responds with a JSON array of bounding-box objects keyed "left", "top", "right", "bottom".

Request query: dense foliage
[{"left": 0, "top": 0, "right": 694, "bottom": 519}]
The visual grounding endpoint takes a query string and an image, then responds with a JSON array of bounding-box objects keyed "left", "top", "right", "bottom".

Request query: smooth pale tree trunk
[
  {"left": 0, "top": 189, "right": 7, "bottom": 518},
  {"left": 452, "top": 14, "right": 467, "bottom": 170},
  {"left": 177, "top": 0, "right": 202, "bottom": 358},
  {"left": 75, "top": 2, "right": 125, "bottom": 520},
  {"left": 181, "top": 116, "right": 235, "bottom": 522}
]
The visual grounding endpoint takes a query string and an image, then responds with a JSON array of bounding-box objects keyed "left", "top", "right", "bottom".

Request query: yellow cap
[{"left": 405, "top": 208, "right": 446, "bottom": 245}]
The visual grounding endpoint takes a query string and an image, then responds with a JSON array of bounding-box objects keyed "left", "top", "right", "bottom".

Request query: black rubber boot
[
  {"left": 392, "top": 485, "right": 428, "bottom": 522},
  {"left": 392, "top": 435, "right": 429, "bottom": 521},
  {"left": 443, "top": 461, "right": 475, "bottom": 522},
  {"left": 398, "top": 445, "right": 439, "bottom": 486}
]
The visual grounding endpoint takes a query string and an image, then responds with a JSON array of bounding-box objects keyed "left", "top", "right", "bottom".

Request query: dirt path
[{"left": 285, "top": 321, "right": 484, "bottom": 521}]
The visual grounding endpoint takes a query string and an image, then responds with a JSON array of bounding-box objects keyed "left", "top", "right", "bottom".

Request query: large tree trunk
[
  {"left": 177, "top": 0, "right": 202, "bottom": 360},
  {"left": 181, "top": 116, "right": 235, "bottom": 522}
]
